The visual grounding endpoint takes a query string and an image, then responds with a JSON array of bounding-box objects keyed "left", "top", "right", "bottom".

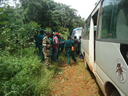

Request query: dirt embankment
[{"left": 51, "top": 59, "right": 104, "bottom": 96}]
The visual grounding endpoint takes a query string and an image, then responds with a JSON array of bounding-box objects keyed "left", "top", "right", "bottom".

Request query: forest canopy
[{"left": 0, "top": 0, "right": 84, "bottom": 33}]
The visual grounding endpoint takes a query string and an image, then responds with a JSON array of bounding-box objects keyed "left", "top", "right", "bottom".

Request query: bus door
[
  {"left": 81, "top": 20, "right": 90, "bottom": 66},
  {"left": 89, "top": 10, "right": 98, "bottom": 73}
]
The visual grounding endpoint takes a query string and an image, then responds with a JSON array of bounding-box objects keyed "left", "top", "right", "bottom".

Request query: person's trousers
[
  {"left": 74, "top": 47, "right": 78, "bottom": 57},
  {"left": 38, "top": 45, "right": 44, "bottom": 60},
  {"left": 43, "top": 49, "right": 51, "bottom": 68},
  {"left": 67, "top": 51, "right": 76, "bottom": 65},
  {"left": 50, "top": 48, "right": 53, "bottom": 60},
  {"left": 54, "top": 48, "right": 58, "bottom": 62}
]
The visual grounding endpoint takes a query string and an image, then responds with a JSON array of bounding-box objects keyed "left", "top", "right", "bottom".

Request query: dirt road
[{"left": 52, "top": 59, "right": 104, "bottom": 96}]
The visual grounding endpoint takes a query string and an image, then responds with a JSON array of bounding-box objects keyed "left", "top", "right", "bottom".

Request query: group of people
[
  {"left": 34, "top": 29, "right": 65, "bottom": 68},
  {"left": 34, "top": 29, "right": 83, "bottom": 69}
]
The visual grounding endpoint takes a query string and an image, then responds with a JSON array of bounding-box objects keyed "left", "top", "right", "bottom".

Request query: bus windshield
[{"left": 98, "top": 0, "right": 128, "bottom": 42}]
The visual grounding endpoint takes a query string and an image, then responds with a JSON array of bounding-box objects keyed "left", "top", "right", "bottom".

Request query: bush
[{"left": 0, "top": 46, "right": 64, "bottom": 96}]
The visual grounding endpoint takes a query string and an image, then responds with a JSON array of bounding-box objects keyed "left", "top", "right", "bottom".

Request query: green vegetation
[
  {"left": 0, "top": 0, "right": 84, "bottom": 95},
  {"left": 0, "top": 45, "right": 65, "bottom": 96}
]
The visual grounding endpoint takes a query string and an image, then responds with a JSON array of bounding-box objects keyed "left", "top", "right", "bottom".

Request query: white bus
[
  {"left": 71, "top": 27, "right": 82, "bottom": 39},
  {"left": 81, "top": 0, "right": 128, "bottom": 96}
]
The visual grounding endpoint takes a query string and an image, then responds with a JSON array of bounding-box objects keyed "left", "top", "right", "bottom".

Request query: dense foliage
[
  {"left": 0, "top": 0, "right": 84, "bottom": 95},
  {"left": 19, "top": 0, "right": 84, "bottom": 33}
]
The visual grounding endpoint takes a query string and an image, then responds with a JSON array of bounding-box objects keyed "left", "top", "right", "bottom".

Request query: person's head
[
  {"left": 50, "top": 30, "right": 53, "bottom": 33},
  {"left": 40, "top": 29, "right": 44, "bottom": 35},
  {"left": 74, "top": 36, "right": 77, "bottom": 39},
  {"left": 55, "top": 33, "right": 59, "bottom": 37},
  {"left": 44, "top": 30, "right": 46, "bottom": 33},
  {"left": 51, "top": 33, "right": 54, "bottom": 38},
  {"left": 46, "top": 32, "right": 51, "bottom": 38},
  {"left": 62, "top": 37, "right": 64, "bottom": 39},
  {"left": 67, "top": 35, "right": 71, "bottom": 40},
  {"left": 36, "top": 29, "right": 39, "bottom": 33},
  {"left": 79, "top": 36, "right": 81, "bottom": 39}
]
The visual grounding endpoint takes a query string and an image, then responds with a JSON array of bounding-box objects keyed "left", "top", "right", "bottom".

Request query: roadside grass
[{"left": 0, "top": 45, "right": 65, "bottom": 96}]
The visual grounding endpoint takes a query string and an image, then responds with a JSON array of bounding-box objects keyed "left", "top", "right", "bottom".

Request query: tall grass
[{"left": 0, "top": 45, "right": 64, "bottom": 96}]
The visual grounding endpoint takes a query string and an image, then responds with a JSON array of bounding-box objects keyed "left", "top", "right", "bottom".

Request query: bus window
[
  {"left": 82, "top": 25, "right": 85, "bottom": 39},
  {"left": 98, "top": 0, "right": 114, "bottom": 39},
  {"left": 98, "top": 0, "right": 128, "bottom": 41},
  {"left": 116, "top": 2, "right": 128, "bottom": 40},
  {"left": 82, "top": 23, "right": 86, "bottom": 39},
  {"left": 85, "top": 17, "right": 91, "bottom": 39}
]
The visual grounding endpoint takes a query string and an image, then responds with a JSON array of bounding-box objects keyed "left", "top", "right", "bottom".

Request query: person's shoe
[
  {"left": 46, "top": 66, "right": 49, "bottom": 69},
  {"left": 75, "top": 60, "right": 78, "bottom": 64},
  {"left": 68, "top": 65, "right": 71, "bottom": 68},
  {"left": 40, "top": 59, "right": 43, "bottom": 63}
]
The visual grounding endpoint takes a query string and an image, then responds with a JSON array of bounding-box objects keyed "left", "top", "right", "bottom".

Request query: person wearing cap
[
  {"left": 50, "top": 30, "right": 53, "bottom": 33},
  {"left": 64, "top": 35, "right": 76, "bottom": 67},
  {"left": 36, "top": 29, "right": 45, "bottom": 62},
  {"left": 53, "top": 33, "right": 59, "bottom": 62},
  {"left": 42, "top": 32, "right": 51, "bottom": 69},
  {"left": 49, "top": 31, "right": 55, "bottom": 60}
]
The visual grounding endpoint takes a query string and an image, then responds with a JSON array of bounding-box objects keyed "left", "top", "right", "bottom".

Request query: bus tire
[{"left": 110, "top": 90, "right": 120, "bottom": 96}]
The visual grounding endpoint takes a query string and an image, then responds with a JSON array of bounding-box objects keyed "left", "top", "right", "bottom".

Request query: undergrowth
[{"left": 0, "top": 45, "right": 65, "bottom": 96}]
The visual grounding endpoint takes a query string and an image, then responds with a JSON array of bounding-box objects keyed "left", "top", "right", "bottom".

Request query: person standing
[
  {"left": 36, "top": 29, "right": 45, "bottom": 62},
  {"left": 58, "top": 35, "right": 62, "bottom": 58},
  {"left": 53, "top": 33, "right": 59, "bottom": 62},
  {"left": 74, "top": 36, "right": 78, "bottom": 57},
  {"left": 61, "top": 37, "right": 65, "bottom": 51},
  {"left": 64, "top": 35, "right": 76, "bottom": 67},
  {"left": 78, "top": 36, "right": 83, "bottom": 59},
  {"left": 42, "top": 32, "right": 51, "bottom": 69},
  {"left": 49, "top": 32, "right": 55, "bottom": 60}
]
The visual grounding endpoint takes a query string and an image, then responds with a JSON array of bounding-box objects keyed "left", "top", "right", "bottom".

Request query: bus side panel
[
  {"left": 95, "top": 63, "right": 125, "bottom": 96},
  {"left": 96, "top": 41, "right": 128, "bottom": 95},
  {"left": 81, "top": 39, "right": 89, "bottom": 64}
]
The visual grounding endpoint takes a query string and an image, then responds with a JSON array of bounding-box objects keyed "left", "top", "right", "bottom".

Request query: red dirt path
[{"left": 52, "top": 59, "right": 104, "bottom": 96}]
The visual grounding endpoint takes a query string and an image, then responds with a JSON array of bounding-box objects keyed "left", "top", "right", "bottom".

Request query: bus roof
[{"left": 73, "top": 27, "right": 82, "bottom": 32}]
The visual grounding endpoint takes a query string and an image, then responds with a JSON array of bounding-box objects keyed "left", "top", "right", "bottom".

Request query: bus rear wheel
[{"left": 110, "top": 90, "right": 120, "bottom": 96}]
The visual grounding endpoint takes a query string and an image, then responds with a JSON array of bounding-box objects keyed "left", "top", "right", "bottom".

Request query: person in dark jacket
[
  {"left": 36, "top": 29, "right": 45, "bottom": 62},
  {"left": 74, "top": 36, "right": 78, "bottom": 57}
]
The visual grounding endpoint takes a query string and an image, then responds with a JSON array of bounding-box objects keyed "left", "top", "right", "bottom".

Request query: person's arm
[{"left": 55, "top": 38, "right": 58, "bottom": 44}]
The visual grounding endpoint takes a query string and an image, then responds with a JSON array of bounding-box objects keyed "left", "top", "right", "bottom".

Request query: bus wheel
[{"left": 110, "top": 90, "right": 120, "bottom": 96}]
